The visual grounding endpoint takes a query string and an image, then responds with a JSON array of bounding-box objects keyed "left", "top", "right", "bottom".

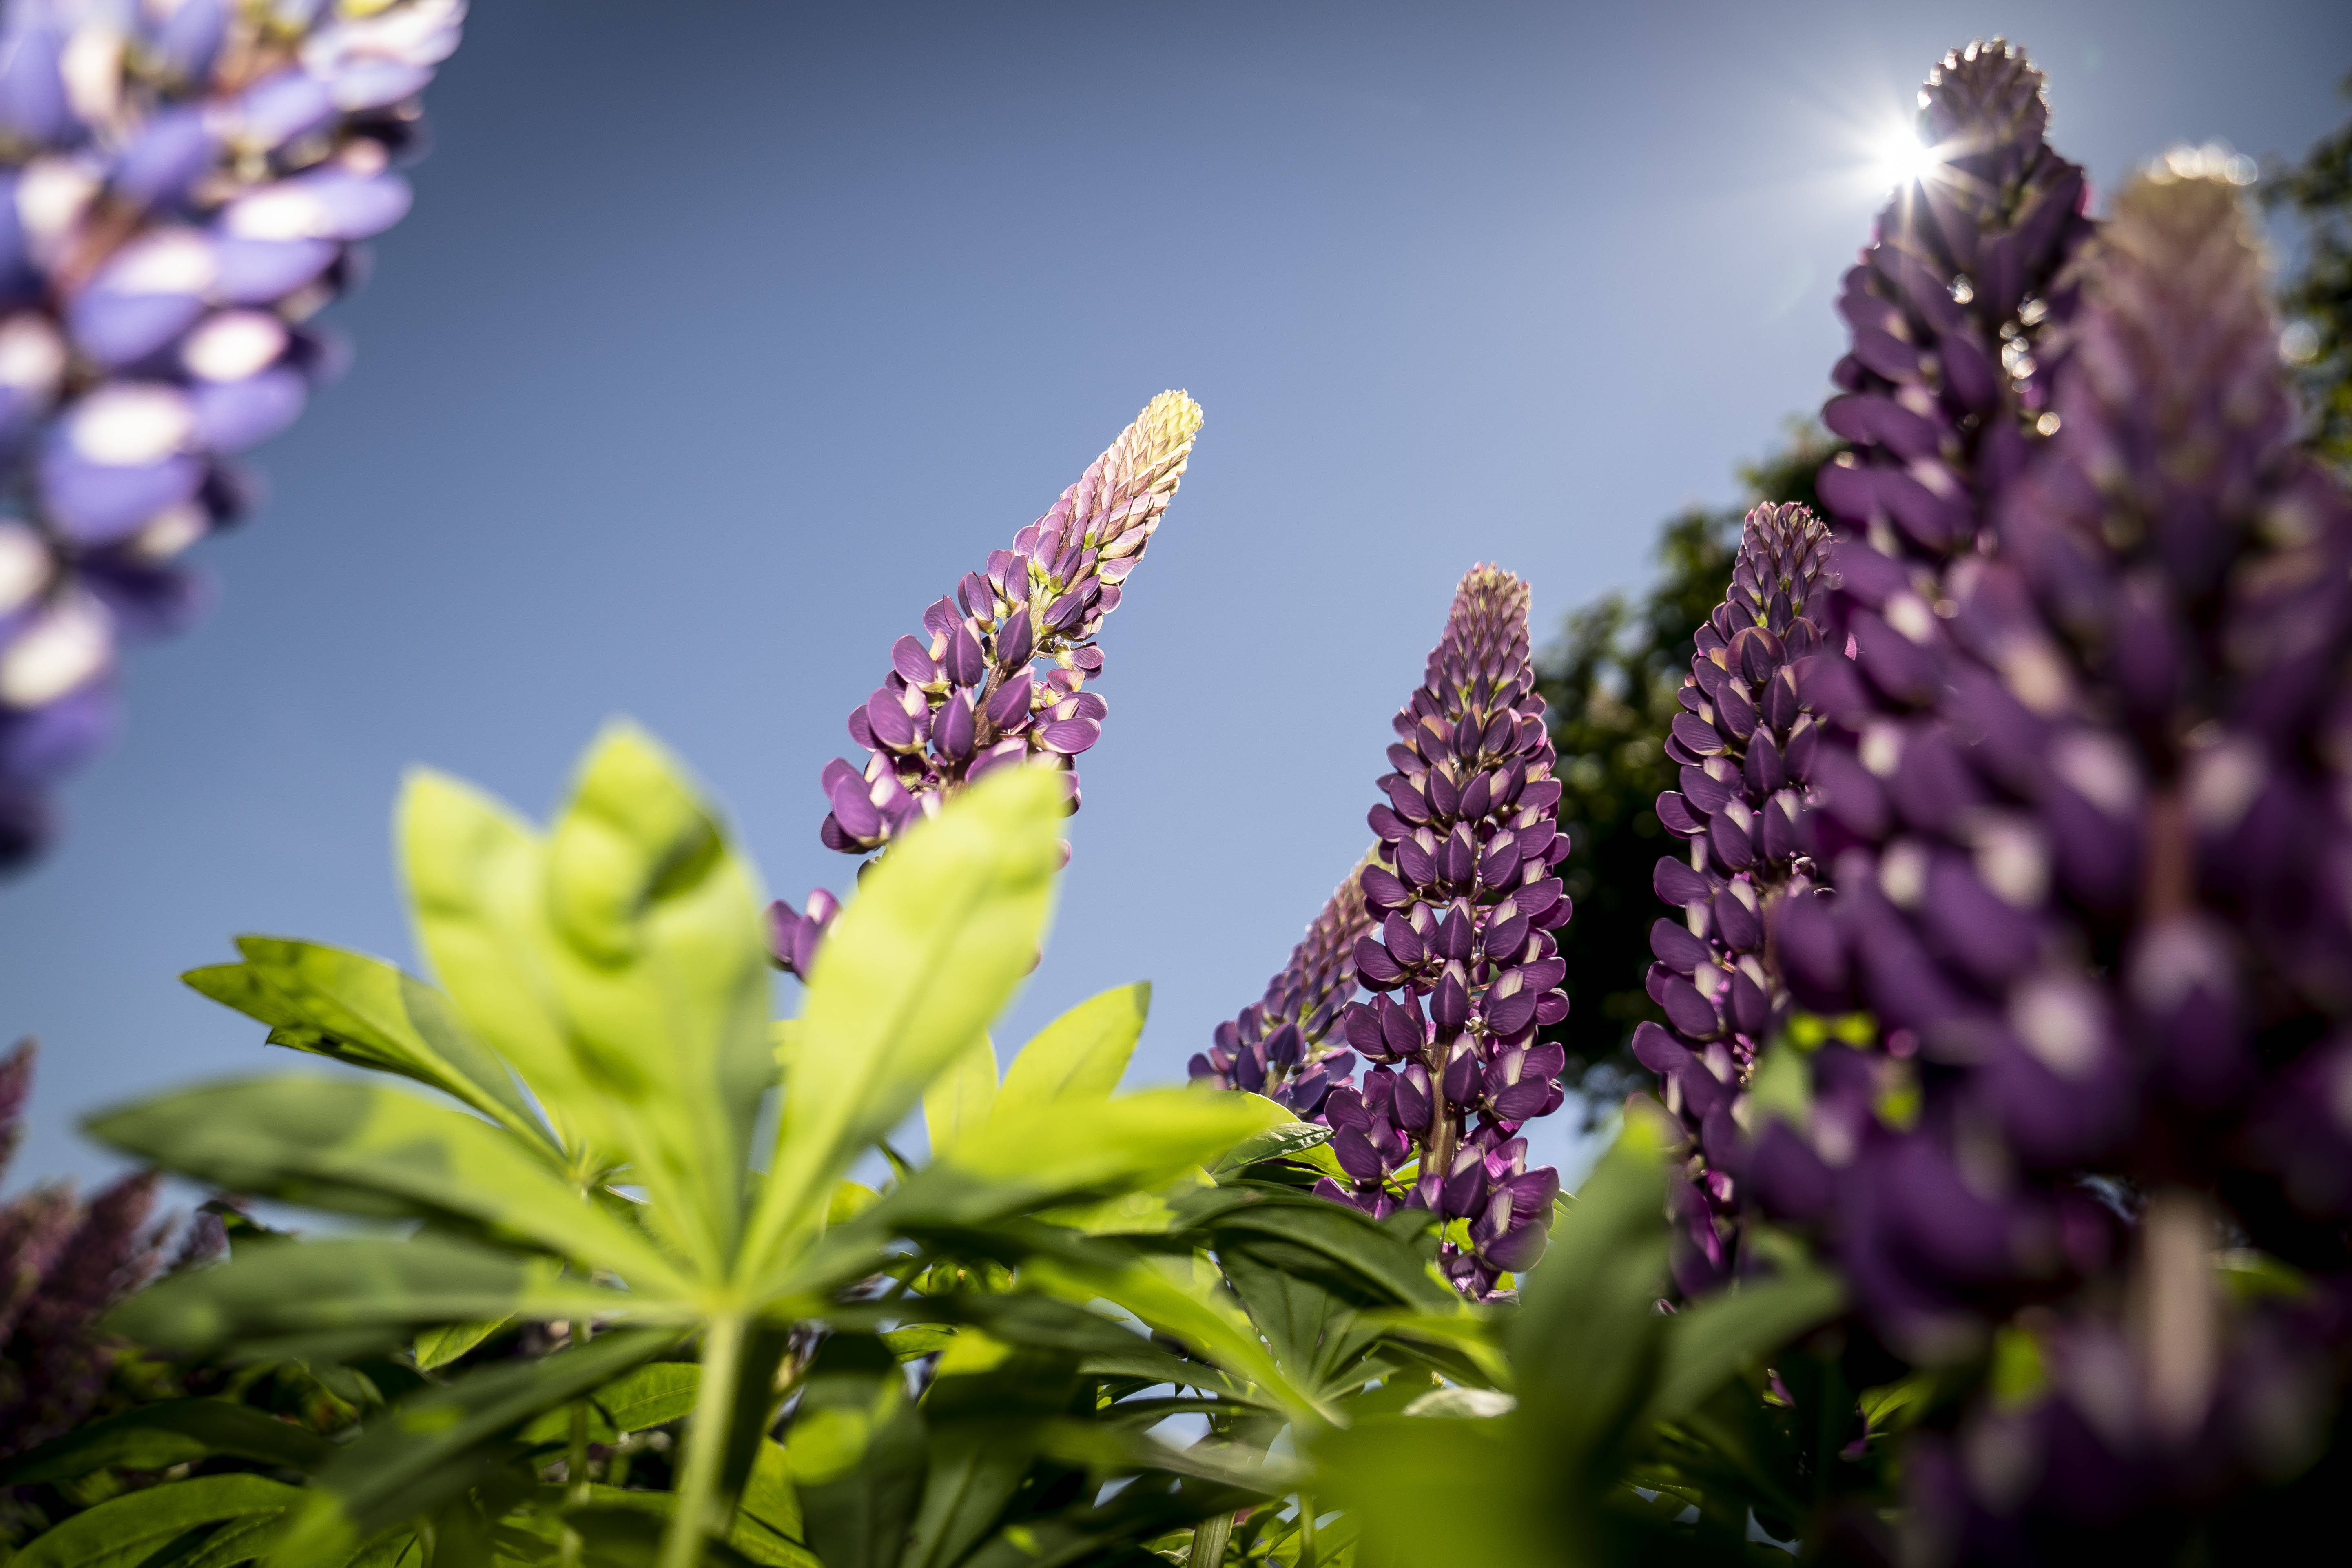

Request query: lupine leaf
[
  {"left": 786, "top": 1336, "right": 928, "bottom": 1568},
  {"left": 414, "top": 1318, "right": 509, "bottom": 1371},
  {"left": 855, "top": 1090, "right": 1279, "bottom": 1237},
  {"left": 922, "top": 1033, "right": 998, "bottom": 1159},
  {"left": 182, "top": 939, "right": 550, "bottom": 1152},
  {"left": 0, "top": 1401, "right": 331, "bottom": 1484},
  {"left": 535, "top": 724, "right": 774, "bottom": 1279},
  {"left": 746, "top": 766, "right": 1063, "bottom": 1292},
  {"left": 592, "top": 1361, "right": 703, "bottom": 1433},
  {"left": 13, "top": 1475, "right": 303, "bottom": 1568},
  {"left": 1641, "top": 1262, "right": 1845, "bottom": 1428},
  {"left": 994, "top": 983, "right": 1148, "bottom": 1112},
  {"left": 901, "top": 1335, "right": 1076, "bottom": 1568},
  {"left": 273, "top": 1329, "right": 676, "bottom": 1568},
  {"left": 86, "top": 1078, "right": 686, "bottom": 1291},
  {"left": 107, "top": 1236, "right": 636, "bottom": 1352},
  {"left": 399, "top": 769, "right": 603, "bottom": 1156}
]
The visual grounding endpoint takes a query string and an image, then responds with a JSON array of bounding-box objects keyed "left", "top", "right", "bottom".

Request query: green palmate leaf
[
  {"left": 746, "top": 766, "right": 1064, "bottom": 1293},
  {"left": 594, "top": 1361, "right": 704, "bottom": 1433},
  {"left": 1506, "top": 1109, "right": 1674, "bottom": 1473},
  {"left": 1021, "top": 1248, "right": 1333, "bottom": 1425},
  {"left": 786, "top": 1337, "right": 928, "bottom": 1568},
  {"left": 14, "top": 1475, "right": 304, "bottom": 1568},
  {"left": 993, "top": 983, "right": 1148, "bottom": 1112},
  {"left": 1209, "top": 1121, "right": 1335, "bottom": 1179},
  {"left": 1642, "top": 1262, "right": 1845, "bottom": 1428},
  {"left": 183, "top": 939, "right": 551, "bottom": 1154},
  {"left": 869, "top": 1090, "right": 1282, "bottom": 1236},
  {"left": 414, "top": 1318, "right": 510, "bottom": 1372},
  {"left": 399, "top": 768, "right": 602, "bottom": 1156},
  {"left": 921, "top": 1034, "right": 998, "bottom": 1160},
  {"left": 108, "top": 1236, "right": 633, "bottom": 1353},
  {"left": 901, "top": 1334, "right": 1076, "bottom": 1568},
  {"left": 0, "top": 1400, "right": 331, "bottom": 1484},
  {"left": 1180, "top": 1189, "right": 1453, "bottom": 1310},
  {"left": 536, "top": 724, "right": 774, "bottom": 1279},
  {"left": 275, "top": 1329, "right": 677, "bottom": 1568},
  {"left": 86, "top": 1078, "right": 686, "bottom": 1292}
]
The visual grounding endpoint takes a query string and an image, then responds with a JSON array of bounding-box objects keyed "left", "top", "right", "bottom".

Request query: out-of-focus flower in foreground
[{"left": 0, "top": 0, "right": 465, "bottom": 867}]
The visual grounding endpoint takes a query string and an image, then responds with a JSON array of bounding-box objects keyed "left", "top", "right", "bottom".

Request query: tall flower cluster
[
  {"left": 1304, "top": 564, "right": 1574, "bottom": 1298},
  {"left": 1761, "top": 164, "right": 2352, "bottom": 1548},
  {"left": 1631, "top": 501, "right": 1832, "bottom": 1295},
  {"left": 770, "top": 392, "right": 1202, "bottom": 977},
  {"left": 0, "top": 1039, "right": 217, "bottom": 1458},
  {"left": 1189, "top": 851, "right": 1374, "bottom": 1118},
  {"left": 1814, "top": 36, "right": 2088, "bottom": 594},
  {"left": 0, "top": 0, "right": 464, "bottom": 866}
]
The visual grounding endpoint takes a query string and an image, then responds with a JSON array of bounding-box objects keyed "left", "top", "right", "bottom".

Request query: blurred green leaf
[
  {"left": 0, "top": 1400, "right": 331, "bottom": 1485},
  {"left": 399, "top": 768, "right": 599, "bottom": 1155},
  {"left": 902, "top": 1334, "right": 1075, "bottom": 1568},
  {"left": 746, "top": 766, "right": 1064, "bottom": 1293},
  {"left": 994, "top": 984, "right": 1148, "bottom": 1112},
  {"left": 1643, "top": 1264, "right": 1844, "bottom": 1428},
  {"left": 537, "top": 723, "right": 774, "bottom": 1278},
  {"left": 922, "top": 1034, "right": 999, "bottom": 1160},
  {"left": 183, "top": 939, "right": 549, "bottom": 1153},
  {"left": 108, "top": 1236, "right": 632, "bottom": 1353},
  {"left": 274, "top": 1329, "right": 676, "bottom": 1568},
  {"left": 86, "top": 1078, "right": 686, "bottom": 1291},
  {"left": 786, "top": 1336, "right": 928, "bottom": 1568}
]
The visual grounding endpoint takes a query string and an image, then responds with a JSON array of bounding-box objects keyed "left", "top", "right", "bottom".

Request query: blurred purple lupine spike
[
  {"left": 1758, "top": 155, "right": 2352, "bottom": 1546},
  {"left": 770, "top": 392, "right": 1203, "bottom": 977},
  {"left": 1634, "top": 501, "right": 1832, "bottom": 1294},
  {"left": 0, "top": 0, "right": 466, "bottom": 868},
  {"left": 0, "top": 1038, "right": 215, "bottom": 1459},
  {"left": 1815, "top": 38, "right": 2093, "bottom": 575},
  {"left": 1312, "top": 563, "right": 1572, "bottom": 1298},
  {"left": 1191, "top": 849, "right": 1376, "bottom": 1118}
]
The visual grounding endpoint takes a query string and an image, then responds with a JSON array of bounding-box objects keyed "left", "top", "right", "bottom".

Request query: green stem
[
  {"left": 658, "top": 1313, "right": 749, "bottom": 1568},
  {"left": 1297, "top": 1493, "right": 1318, "bottom": 1568}
]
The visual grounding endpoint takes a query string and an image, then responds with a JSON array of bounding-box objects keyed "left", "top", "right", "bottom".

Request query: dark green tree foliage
[
  {"left": 1535, "top": 427, "right": 1842, "bottom": 1081},
  {"left": 2269, "top": 73, "right": 2352, "bottom": 470}
]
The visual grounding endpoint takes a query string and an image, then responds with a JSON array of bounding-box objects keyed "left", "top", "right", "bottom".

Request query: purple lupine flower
[
  {"left": 1631, "top": 501, "right": 1832, "bottom": 1295},
  {"left": 1761, "top": 162, "right": 2352, "bottom": 1546},
  {"left": 1320, "top": 563, "right": 1572, "bottom": 1298},
  {"left": 0, "top": 1038, "right": 214, "bottom": 1459},
  {"left": 770, "top": 391, "right": 1203, "bottom": 977},
  {"left": 1190, "top": 850, "right": 1374, "bottom": 1120},
  {"left": 1814, "top": 38, "right": 2092, "bottom": 577},
  {"left": 0, "top": 0, "right": 464, "bottom": 867}
]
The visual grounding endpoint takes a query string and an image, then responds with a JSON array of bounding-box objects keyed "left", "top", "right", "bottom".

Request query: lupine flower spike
[
  {"left": 1632, "top": 501, "right": 1831, "bottom": 1294},
  {"left": 0, "top": 1038, "right": 219, "bottom": 1458},
  {"left": 1318, "top": 564, "right": 1572, "bottom": 1298},
  {"left": 0, "top": 0, "right": 466, "bottom": 866},
  {"left": 770, "top": 391, "right": 1203, "bottom": 976},
  {"left": 1191, "top": 849, "right": 1376, "bottom": 1115},
  {"left": 1765, "top": 152, "right": 2352, "bottom": 1549}
]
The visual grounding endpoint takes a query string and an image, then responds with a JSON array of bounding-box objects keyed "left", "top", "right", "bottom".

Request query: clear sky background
[{"left": 4, "top": 0, "right": 2349, "bottom": 1192}]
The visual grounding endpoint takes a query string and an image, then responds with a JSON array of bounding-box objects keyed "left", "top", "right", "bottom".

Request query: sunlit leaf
[
  {"left": 921, "top": 1033, "right": 998, "bottom": 1160},
  {"left": 746, "top": 766, "right": 1063, "bottom": 1291},
  {"left": 86, "top": 1078, "right": 686, "bottom": 1291},
  {"left": 994, "top": 983, "right": 1147, "bottom": 1112}
]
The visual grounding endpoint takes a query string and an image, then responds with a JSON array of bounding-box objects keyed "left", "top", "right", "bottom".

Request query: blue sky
[{"left": 5, "top": 0, "right": 2349, "bottom": 1190}]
